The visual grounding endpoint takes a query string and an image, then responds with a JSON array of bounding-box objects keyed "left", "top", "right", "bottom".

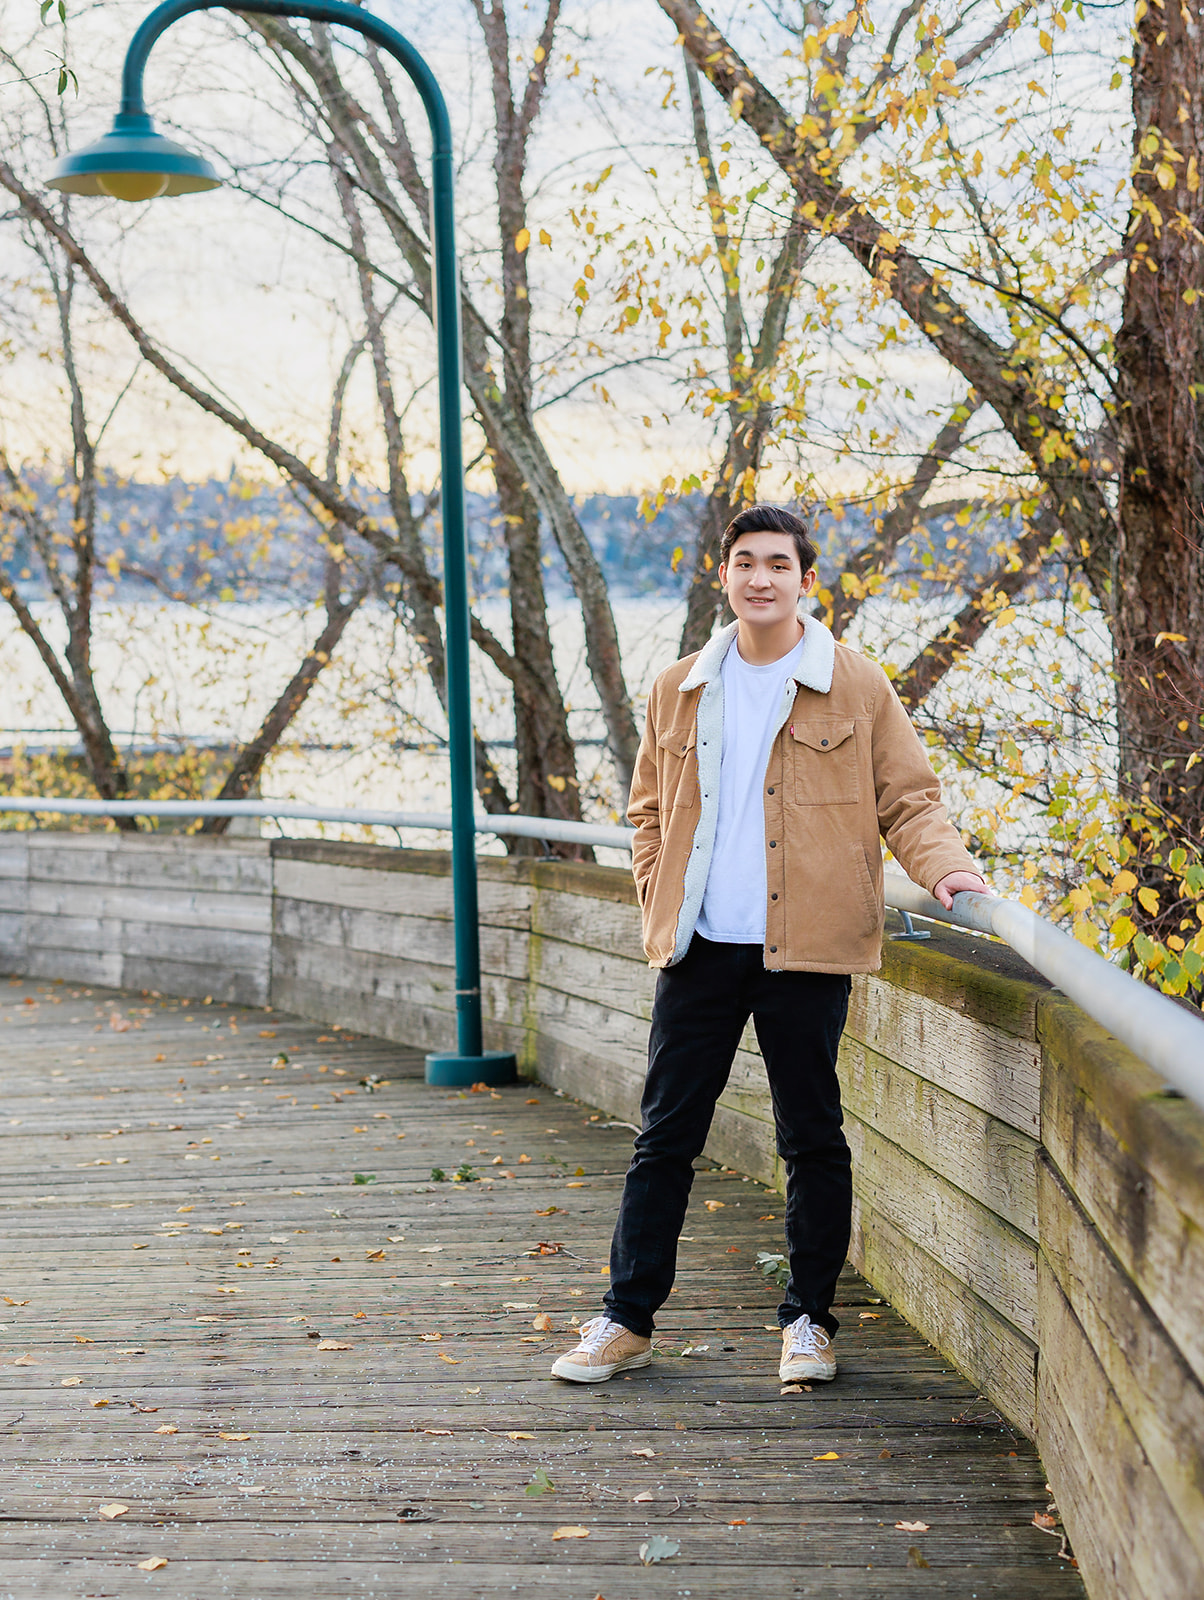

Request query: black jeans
[{"left": 604, "top": 935, "right": 852, "bottom": 1340}]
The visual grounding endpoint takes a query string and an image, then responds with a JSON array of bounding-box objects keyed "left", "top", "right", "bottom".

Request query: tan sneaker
[
  {"left": 550, "top": 1316, "right": 653, "bottom": 1383},
  {"left": 779, "top": 1314, "right": 837, "bottom": 1382}
]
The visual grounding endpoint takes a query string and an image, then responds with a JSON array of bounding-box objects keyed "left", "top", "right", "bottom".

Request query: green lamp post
[{"left": 49, "top": 0, "right": 516, "bottom": 1088}]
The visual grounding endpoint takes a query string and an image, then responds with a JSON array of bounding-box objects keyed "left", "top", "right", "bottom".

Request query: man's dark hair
[{"left": 720, "top": 505, "right": 817, "bottom": 575}]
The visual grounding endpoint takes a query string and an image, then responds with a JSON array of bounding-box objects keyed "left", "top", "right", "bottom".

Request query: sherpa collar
[{"left": 678, "top": 616, "right": 835, "bottom": 695}]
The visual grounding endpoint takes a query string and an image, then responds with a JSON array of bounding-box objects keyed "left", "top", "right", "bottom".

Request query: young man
[{"left": 551, "top": 505, "right": 987, "bottom": 1387}]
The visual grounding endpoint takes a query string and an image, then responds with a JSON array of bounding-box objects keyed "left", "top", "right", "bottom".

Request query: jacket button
[
  {"left": 769, "top": 945, "right": 778, "bottom": 953},
  {"left": 767, "top": 786, "right": 774, "bottom": 795},
  {"left": 821, "top": 738, "right": 829, "bottom": 747},
  {"left": 769, "top": 840, "right": 777, "bottom": 848},
  {"left": 771, "top": 893, "right": 778, "bottom": 901}
]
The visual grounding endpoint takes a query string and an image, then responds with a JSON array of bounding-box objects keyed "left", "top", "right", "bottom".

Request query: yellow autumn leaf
[
  {"left": 438, "top": 1352, "right": 461, "bottom": 1364},
  {"left": 704, "top": 1200, "right": 725, "bottom": 1212},
  {"left": 813, "top": 1452, "right": 840, "bottom": 1460},
  {"left": 1112, "top": 869, "right": 1138, "bottom": 894},
  {"left": 1109, "top": 915, "right": 1137, "bottom": 948},
  {"left": 316, "top": 1340, "right": 351, "bottom": 1350},
  {"left": 506, "top": 1431, "right": 535, "bottom": 1440},
  {"left": 552, "top": 1526, "right": 590, "bottom": 1540},
  {"left": 154, "top": 1425, "right": 178, "bottom": 1434},
  {"left": 538, "top": 228, "right": 551, "bottom": 246},
  {"left": 98, "top": 1503, "right": 130, "bottom": 1520},
  {"left": 514, "top": 227, "right": 531, "bottom": 253},
  {"left": 1137, "top": 886, "right": 1160, "bottom": 914},
  {"left": 532, "top": 1312, "right": 553, "bottom": 1331},
  {"left": 219, "top": 1432, "right": 251, "bottom": 1441},
  {"left": 137, "top": 1558, "right": 168, "bottom": 1571}
]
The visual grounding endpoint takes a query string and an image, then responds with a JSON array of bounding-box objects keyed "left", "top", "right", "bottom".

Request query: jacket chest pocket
[
  {"left": 790, "top": 718, "right": 859, "bottom": 806},
  {"left": 657, "top": 725, "right": 698, "bottom": 807}
]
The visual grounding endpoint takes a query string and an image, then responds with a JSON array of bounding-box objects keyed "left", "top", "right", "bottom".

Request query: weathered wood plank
[
  {"left": 272, "top": 896, "right": 529, "bottom": 978},
  {"left": 844, "top": 1115, "right": 1038, "bottom": 1340},
  {"left": 1038, "top": 1154, "right": 1204, "bottom": 1571},
  {"left": 531, "top": 886, "right": 647, "bottom": 963},
  {"left": 27, "top": 880, "right": 272, "bottom": 933},
  {"left": 848, "top": 1197, "right": 1037, "bottom": 1439},
  {"left": 847, "top": 974, "right": 1041, "bottom": 1135},
  {"left": 1039, "top": 995, "right": 1204, "bottom": 1389},
  {"left": 271, "top": 858, "right": 531, "bottom": 925},
  {"left": 1038, "top": 1261, "right": 1204, "bottom": 1600},
  {"left": 838, "top": 1034, "right": 1039, "bottom": 1238}
]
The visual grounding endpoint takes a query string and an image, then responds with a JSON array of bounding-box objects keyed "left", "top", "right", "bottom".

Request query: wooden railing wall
[{"left": 1, "top": 830, "right": 1200, "bottom": 1598}]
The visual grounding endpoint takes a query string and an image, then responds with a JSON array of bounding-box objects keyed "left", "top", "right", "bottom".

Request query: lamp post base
[{"left": 425, "top": 1050, "right": 518, "bottom": 1088}]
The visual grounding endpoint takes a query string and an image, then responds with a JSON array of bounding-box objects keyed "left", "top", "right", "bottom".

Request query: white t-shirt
[{"left": 695, "top": 633, "right": 805, "bottom": 944}]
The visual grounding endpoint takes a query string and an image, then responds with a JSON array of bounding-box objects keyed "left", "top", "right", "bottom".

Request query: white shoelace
[
  {"left": 784, "top": 1315, "right": 830, "bottom": 1358},
  {"left": 575, "top": 1315, "right": 627, "bottom": 1353}
]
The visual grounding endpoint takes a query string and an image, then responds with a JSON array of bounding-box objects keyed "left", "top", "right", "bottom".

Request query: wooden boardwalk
[{"left": 1, "top": 973, "right": 1084, "bottom": 1598}]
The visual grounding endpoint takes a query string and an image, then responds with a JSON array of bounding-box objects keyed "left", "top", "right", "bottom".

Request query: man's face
[{"left": 719, "top": 530, "right": 816, "bottom": 627}]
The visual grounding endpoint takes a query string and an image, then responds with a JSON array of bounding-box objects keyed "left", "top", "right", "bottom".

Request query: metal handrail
[
  {"left": 3, "top": 795, "right": 1202, "bottom": 1106},
  {"left": 0, "top": 795, "right": 634, "bottom": 849}
]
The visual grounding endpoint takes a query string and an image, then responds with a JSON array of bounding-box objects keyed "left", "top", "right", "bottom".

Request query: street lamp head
[{"left": 46, "top": 111, "right": 220, "bottom": 202}]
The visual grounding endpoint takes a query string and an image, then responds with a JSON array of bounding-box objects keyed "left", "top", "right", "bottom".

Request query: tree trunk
[{"left": 1113, "top": 0, "right": 1204, "bottom": 925}]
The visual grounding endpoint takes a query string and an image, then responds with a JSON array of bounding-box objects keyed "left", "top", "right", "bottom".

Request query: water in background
[{"left": 0, "top": 593, "right": 1114, "bottom": 869}]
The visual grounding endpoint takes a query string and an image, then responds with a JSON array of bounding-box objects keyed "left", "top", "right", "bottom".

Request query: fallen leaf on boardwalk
[
  {"left": 532, "top": 1313, "right": 553, "bottom": 1331},
  {"left": 780, "top": 1384, "right": 804, "bottom": 1395},
  {"left": 316, "top": 1340, "right": 351, "bottom": 1351},
  {"left": 153, "top": 1054, "right": 166, "bottom": 1063},
  {"left": 631, "top": 1448, "right": 655, "bottom": 1458},
  {"left": 154, "top": 1425, "right": 178, "bottom": 1434},
  {"left": 896, "top": 1521, "right": 930, "bottom": 1532},
  {"left": 90, "top": 1398, "right": 111, "bottom": 1408},
  {"left": 136, "top": 1558, "right": 168, "bottom": 1571},
  {"left": 61, "top": 1377, "right": 83, "bottom": 1387},
  {"left": 132, "top": 1405, "right": 158, "bottom": 1414},
  {"left": 520, "top": 1336, "right": 545, "bottom": 1343},
  {"left": 573, "top": 1167, "right": 585, "bottom": 1177},
  {"left": 758, "top": 1214, "right": 776, "bottom": 1221},
  {"left": 728, "top": 1519, "right": 749, "bottom": 1526},
  {"left": 215, "top": 1287, "right": 242, "bottom": 1295},
  {"left": 201, "top": 1227, "right": 225, "bottom": 1236},
  {"left": 420, "top": 1332, "right": 443, "bottom": 1342},
  {"left": 418, "top": 1246, "right": 443, "bottom": 1253},
  {"left": 259, "top": 1031, "right": 276, "bottom": 1038},
  {"left": 704, "top": 1200, "right": 725, "bottom": 1212},
  {"left": 365, "top": 1250, "right": 386, "bottom": 1261},
  {"left": 565, "top": 1182, "right": 586, "bottom": 1189},
  {"left": 534, "top": 1206, "right": 564, "bottom": 1217},
  {"left": 491, "top": 1155, "right": 504, "bottom": 1164},
  {"left": 195, "top": 1316, "right": 220, "bottom": 1323},
  {"left": 518, "top": 1154, "right": 531, "bottom": 1164},
  {"left": 859, "top": 1312, "right": 881, "bottom": 1320},
  {"left": 98, "top": 1504, "right": 130, "bottom": 1520},
  {"left": 424, "top": 1429, "right": 453, "bottom": 1437},
  {"left": 219, "top": 1432, "right": 252, "bottom": 1441},
  {"left": 813, "top": 1452, "right": 840, "bottom": 1460},
  {"left": 237, "top": 1485, "right": 266, "bottom": 1494},
  {"left": 109, "top": 1013, "right": 132, "bottom": 1032},
  {"left": 13, "top": 1355, "right": 36, "bottom": 1366},
  {"left": 633, "top": 1491, "right": 654, "bottom": 1503},
  {"left": 3, "top": 1297, "right": 30, "bottom": 1306},
  {"left": 176, "top": 1206, "right": 193, "bottom": 1213},
  {"left": 438, "top": 1353, "right": 461, "bottom": 1364},
  {"left": 525, "top": 1467, "right": 554, "bottom": 1495},
  {"left": 73, "top": 1336, "right": 94, "bottom": 1344},
  {"left": 552, "top": 1526, "right": 590, "bottom": 1540},
  {"left": 131, "top": 1242, "right": 148, "bottom": 1249},
  {"left": 1033, "top": 1512, "right": 1058, "bottom": 1530},
  {"left": 639, "top": 1536, "right": 680, "bottom": 1564},
  {"left": 506, "top": 1432, "right": 535, "bottom": 1441},
  {"left": 528, "top": 1241, "right": 564, "bottom": 1256},
  {"left": 879, "top": 1449, "right": 892, "bottom": 1459},
  {"left": 907, "top": 1546, "right": 930, "bottom": 1568}
]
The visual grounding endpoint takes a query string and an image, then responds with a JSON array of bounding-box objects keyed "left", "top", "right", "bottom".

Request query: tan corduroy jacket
[{"left": 628, "top": 618, "right": 978, "bottom": 973}]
